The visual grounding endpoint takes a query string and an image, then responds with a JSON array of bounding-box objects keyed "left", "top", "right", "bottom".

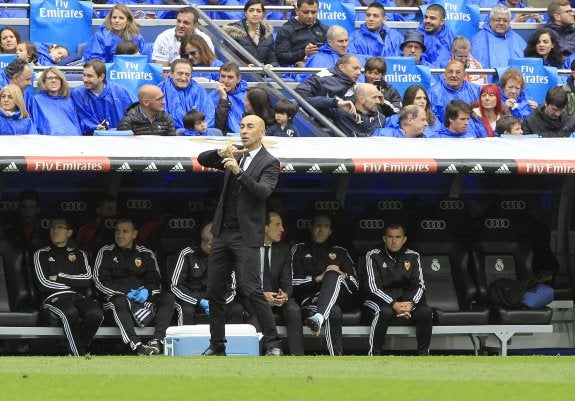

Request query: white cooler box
[{"left": 164, "top": 324, "right": 261, "bottom": 356}]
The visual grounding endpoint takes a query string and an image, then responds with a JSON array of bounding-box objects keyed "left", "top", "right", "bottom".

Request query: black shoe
[
  {"left": 147, "top": 339, "right": 162, "bottom": 355},
  {"left": 136, "top": 343, "right": 156, "bottom": 356},
  {"left": 265, "top": 347, "right": 283, "bottom": 356},
  {"left": 202, "top": 345, "right": 226, "bottom": 356}
]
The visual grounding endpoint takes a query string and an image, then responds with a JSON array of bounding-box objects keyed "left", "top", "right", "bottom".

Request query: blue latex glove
[
  {"left": 127, "top": 288, "right": 139, "bottom": 301},
  {"left": 199, "top": 299, "right": 209, "bottom": 315},
  {"left": 135, "top": 287, "right": 149, "bottom": 303}
]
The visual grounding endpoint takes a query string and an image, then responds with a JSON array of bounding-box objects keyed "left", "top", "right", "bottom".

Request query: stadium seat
[
  {"left": 0, "top": 240, "right": 38, "bottom": 326},
  {"left": 470, "top": 216, "right": 553, "bottom": 325},
  {"left": 412, "top": 218, "right": 489, "bottom": 326}
]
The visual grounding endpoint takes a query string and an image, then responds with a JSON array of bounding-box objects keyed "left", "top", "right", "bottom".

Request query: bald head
[
  {"left": 138, "top": 84, "right": 165, "bottom": 114},
  {"left": 355, "top": 83, "right": 382, "bottom": 114},
  {"left": 240, "top": 114, "right": 266, "bottom": 151}
]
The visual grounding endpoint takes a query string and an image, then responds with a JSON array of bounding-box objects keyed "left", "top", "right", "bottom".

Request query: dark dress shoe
[
  {"left": 264, "top": 347, "right": 283, "bottom": 356},
  {"left": 202, "top": 345, "right": 226, "bottom": 356}
]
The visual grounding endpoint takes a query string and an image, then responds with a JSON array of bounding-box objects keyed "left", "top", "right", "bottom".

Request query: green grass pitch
[{"left": 0, "top": 355, "right": 574, "bottom": 401}]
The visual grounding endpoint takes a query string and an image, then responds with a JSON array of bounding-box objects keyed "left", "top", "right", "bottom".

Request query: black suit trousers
[{"left": 208, "top": 228, "right": 280, "bottom": 350}]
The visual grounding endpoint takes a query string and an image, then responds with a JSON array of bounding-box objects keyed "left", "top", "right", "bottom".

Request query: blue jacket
[
  {"left": 372, "top": 127, "right": 406, "bottom": 137},
  {"left": 418, "top": 24, "right": 456, "bottom": 68},
  {"left": 71, "top": 82, "right": 136, "bottom": 134},
  {"left": 0, "top": 71, "right": 34, "bottom": 117},
  {"left": 158, "top": 76, "right": 215, "bottom": 129},
  {"left": 384, "top": 113, "right": 442, "bottom": 138},
  {"left": 295, "top": 67, "right": 356, "bottom": 110},
  {"left": 196, "top": 0, "right": 244, "bottom": 20},
  {"left": 266, "top": 122, "right": 299, "bottom": 137},
  {"left": 0, "top": 0, "right": 27, "bottom": 18},
  {"left": 428, "top": 79, "right": 481, "bottom": 124},
  {"left": 98, "top": 0, "right": 164, "bottom": 19},
  {"left": 301, "top": 46, "right": 366, "bottom": 81},
  {"left": 378, "top": 0, "right": 419, "bottom": 22},
  {"left": 348, "top": 24, "right": 403, "bottom": 58},
  {"left": 0, "top": 109, "right": 37, "bottom": 135},
  {"left": 500, "top": 88, "right": 534, "bottom": 119},
  {"left": 210, "top": 80, "right": 247, "bottom": 134},
  {"left": 427, "top": 125, "right": 482, "bottom": 138},
  {"left": 83, "top": 25, "right": 146, "bottom": 63},
  {"left": 36, "top": 43, "right": 59, "bottom": 66},
  {"left": 31, "top": 92, "right": 82, "bottom": 135},
  {"left": 194, "top": 59, "right": 224, "bottom": 82},
  {"left": 470, "top": 23, "right": 527, "bottom": 69}
]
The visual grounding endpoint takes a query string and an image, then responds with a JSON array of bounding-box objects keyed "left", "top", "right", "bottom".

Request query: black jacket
[
  {"left": 275, "top": 17, "right": 329, "bottom": 66},
  {"left": 329, "top": 108, "right": 387, "bottom": 137},
  {"left": 118, "top": 102, "right": 176, "bottom": 136},
  {"left": 295, "top": 67, "right": 356, "bottom": 110},
  {"left": 224, "top": 19, "right": 278, "bottom": 66},
  {"left": 522, "top": 105, "right": 575, "bottom": 138}
]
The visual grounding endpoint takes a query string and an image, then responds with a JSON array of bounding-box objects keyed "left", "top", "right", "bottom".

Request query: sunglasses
[{"left": 184, "top": 50, "right": 199, "bottom": 58}]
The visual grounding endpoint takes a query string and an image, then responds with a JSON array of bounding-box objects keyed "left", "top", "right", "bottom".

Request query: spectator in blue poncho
[
  {"left": 470, "top": 4, "right": 527, "bottom": 68},
  {"left": 83, "top": 4, "right": 146, "bottom": 63},
  {"left": 32, "top": 68, "right": 81, "bottom": 136},
  {"left": 0, "top": 84, "right": 37, "bottom": 135},
  {"left": 373, "top": 105, "right": 428, "bottom": 138},
  {"left": 0, "top": 58, "right": 34, "bottom": 115},
  {"left": 417, "top": 4, "right": 455, "bottom": 68},
  {"left": 158, "top": 58, "right": 215, "bottom": 132},
  {"left": 71, "top": 59, "right": 136, "bottom": 135},
  {"left": 499, "top": 68, "right": 537, "bottom": 119},
  {"left": 427, "top": 100, "right": 485, "bottom": 138},
  {"left": 35, "top": 43, "right": 69, "bottom": 66},
  {"left": 349, "top": 3, "right": 403, "bottom": 58}
]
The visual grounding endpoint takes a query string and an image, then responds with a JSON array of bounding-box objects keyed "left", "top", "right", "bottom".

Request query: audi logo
[
  {"left": 439, "top": 200, "right": 464, "bottom": 210},
  {"left": 41, "top": 219, "right": 51, "bottom": 229},
  {"left": 0, "top": 201, "right": 17, "bottom": 211},
  {"left": 168, "top": 219, "right": 196, "bottom": 229},
  {"left": 104, "top": 218, "right": 118, "bottom": 229},
  {"left": 60, "top": 201, "right": 87, "bottom": 212},
  {"left": 126, "top": 200, "right": 152, "bottom": 209},
  {"left": 314, "top": 201, "right": 340, "bottom": 211},
  {"left": 500, "top": 200, "right": 526, "bottom": 210},
  {"left": 420, "top": 220, "right": 446, "bottom": 230},
  {"left": 484, "top": 218, "right": 510, "bottom": 229},
  {"left": 188, "top": 201, "right": 203, "bottom": 212},
  {"left": 359, "top": 219, "right": 385, "bottom": 229},
  {"left": 377, "top": 200, "right": 403, "bottom": 211},
  {"left": 296, "top": 219, "right": 311, "bottom": 229}
]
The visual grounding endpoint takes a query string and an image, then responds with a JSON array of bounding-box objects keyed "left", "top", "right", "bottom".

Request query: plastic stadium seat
[
  {"left": 428, "top": 198, "right": 473, "bottom": 242},
  {"left": 412, "top": 218, "right": 489, "bottom": 326}
]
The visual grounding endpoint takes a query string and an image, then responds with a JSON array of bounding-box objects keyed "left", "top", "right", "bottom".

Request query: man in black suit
[
  {"left": 197, "top": 114, "right": 282, "bottom": 356},
  {"left": 261, "top": 210, "right": 304, "bottom": 356}
]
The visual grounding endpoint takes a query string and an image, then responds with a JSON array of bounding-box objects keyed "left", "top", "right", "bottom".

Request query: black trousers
[
  {"left": 176, "top": 301, "right": 244, "bottom": 325},
  {"left": 42, "top": 292, "right": 103, "bottom": 356},
  {"left": 208, "top": 228, "right": 281, "bottom": 350},
  {"left": 300, "top": 270, "right": 354, "bottom": 356},
  {"left": 365, "top": 300, "right": 433, "bottom": 356},
  {"left": 106, "top": 292, "right": 175, "bottom": 350}
]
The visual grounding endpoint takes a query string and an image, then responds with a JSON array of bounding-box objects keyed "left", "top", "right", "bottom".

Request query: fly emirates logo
[
  {"left": 27, "top": 157, "right": 110, "bottom": 172},
  {"left": 357, "top": 159, "right": 436, "bottom": 173},
  {"left": 519, "top": 160, "right": 575, "bottom": 174}
]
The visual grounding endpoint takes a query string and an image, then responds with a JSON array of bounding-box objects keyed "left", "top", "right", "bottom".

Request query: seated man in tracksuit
[
  {"left": 361, "top": 222, "right": 433, "bottom": 356},
  {"left": 168, "top": 222, "right": 244, "bottom": 325},
  {"left": 93, "top": 217, "right": 175, "bottom": 356},
  {"left": 34, "top": 216, "right": 103, "bottom": 356},
  {"left": 291, "top": 213, "right": 359, "bottom": 356}
]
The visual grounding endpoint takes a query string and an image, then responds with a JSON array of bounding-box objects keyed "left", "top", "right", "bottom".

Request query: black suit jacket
[
  {"left": 197, "top": 145, "right": 280, "bottom": 247},
  {"left": 270, "top": 242, "right": 293, "bottom": 297}
]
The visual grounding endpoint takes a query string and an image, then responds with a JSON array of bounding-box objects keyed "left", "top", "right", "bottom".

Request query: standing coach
[{"left": 197, "top": 114, "right": 283, "bottom": 356}]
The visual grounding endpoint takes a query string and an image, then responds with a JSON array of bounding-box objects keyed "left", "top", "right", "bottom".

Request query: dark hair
[
  {"left": 364, "top": 57, "right": 386, "bottom": 75},
  {"left": 20, "top": 41, "right": 38, "bottom": 64},
  {"left": 384, "top": 222, "right": 406, "bottom": 235},
  {"left": 244, "top": 0, "right": 265, "bottom": 13},
  {"left": 367, "top": 2, "right": 385, "bottom": 16},
  {"left": 545, "top": 86, "right": 568, "bottom": 109},
  {"left": 297, "top": 0, "right": 319, "bottom": 7},
  {"left": 183, "top": 109, "right": 206, "bottom": 129},
  {"left": 403, "top": 84, "right": 436, "bottom": 126},
  {"left": 84, "top": 59, "right": 107, "bottom": 78},
  {"left": 4, "top": 58, "right": 29, "bottom": 79},
  {"left": 445, "top": 100, "right": 472, "bottom": 128},
  {"left": 170, "top": 58, "right": 192, "bottom": 73},
  {"left": 273, "top": 99, "right": 298, "bottom": 119},
  {"left": 495, "top": 114, "right": 521, "bottom": 135},
  {"left": 0, "top": 26, "right": 21, "bottom": 53},
  {"left": 115, "top": 40, "right": 139, "bottom": 55},
  {"left": 524, "top": 27, "right": 564, "bottom": 68},
  {"left": 265, "top": 209, "right": 282, "bottom": 225},
  {"left": 427, "top": 4, "right": 446, "bottom": 19},
  {"left": 179, "top": 33, "right": 217, "bottom": 66},
  {"left": 115, "top": 216, "right": 137, "bottom": 230},
  {"left": 245, "top": 87, "right": 275, "bottom": 127},
  {"left": 220, "top": 62, "right": 241, "bottom": 78},
  {"left": 178, "top": 6, "right": 199, "bottom": 23}
]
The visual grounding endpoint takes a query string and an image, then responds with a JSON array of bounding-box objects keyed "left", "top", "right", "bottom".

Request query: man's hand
[
  {"left": 393, "top": 301, "right": 414, "bottom": 318},
  {"left": 337, "top": 100, "right": 356, "bottom": 115},
  {"left": 304, "top": 43, "right": 319, "bottom": 57},
  {"left": 264, "top": 292, "right": 285, "bottom": 307},
  {"left": 216, "top": 82, "right": 228, "bottom": 99}
]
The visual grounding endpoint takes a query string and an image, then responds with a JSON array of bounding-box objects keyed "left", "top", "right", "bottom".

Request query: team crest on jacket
[
  {"left": 135, "top": 258, "right": 142, "bottom": 268},
  {"left": 328, "top": 252, "right": 337, "bottom": 260},
  {"left": 404, "top": 261, "right": 411, "bottom": 271},
  {"left": 68, "top": 253, "right": 76, "bottom": 262}
]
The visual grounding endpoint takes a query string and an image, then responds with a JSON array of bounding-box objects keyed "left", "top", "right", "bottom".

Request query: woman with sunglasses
[{"left": 179, "top": 34, "right": 223, "bottom": 82}]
